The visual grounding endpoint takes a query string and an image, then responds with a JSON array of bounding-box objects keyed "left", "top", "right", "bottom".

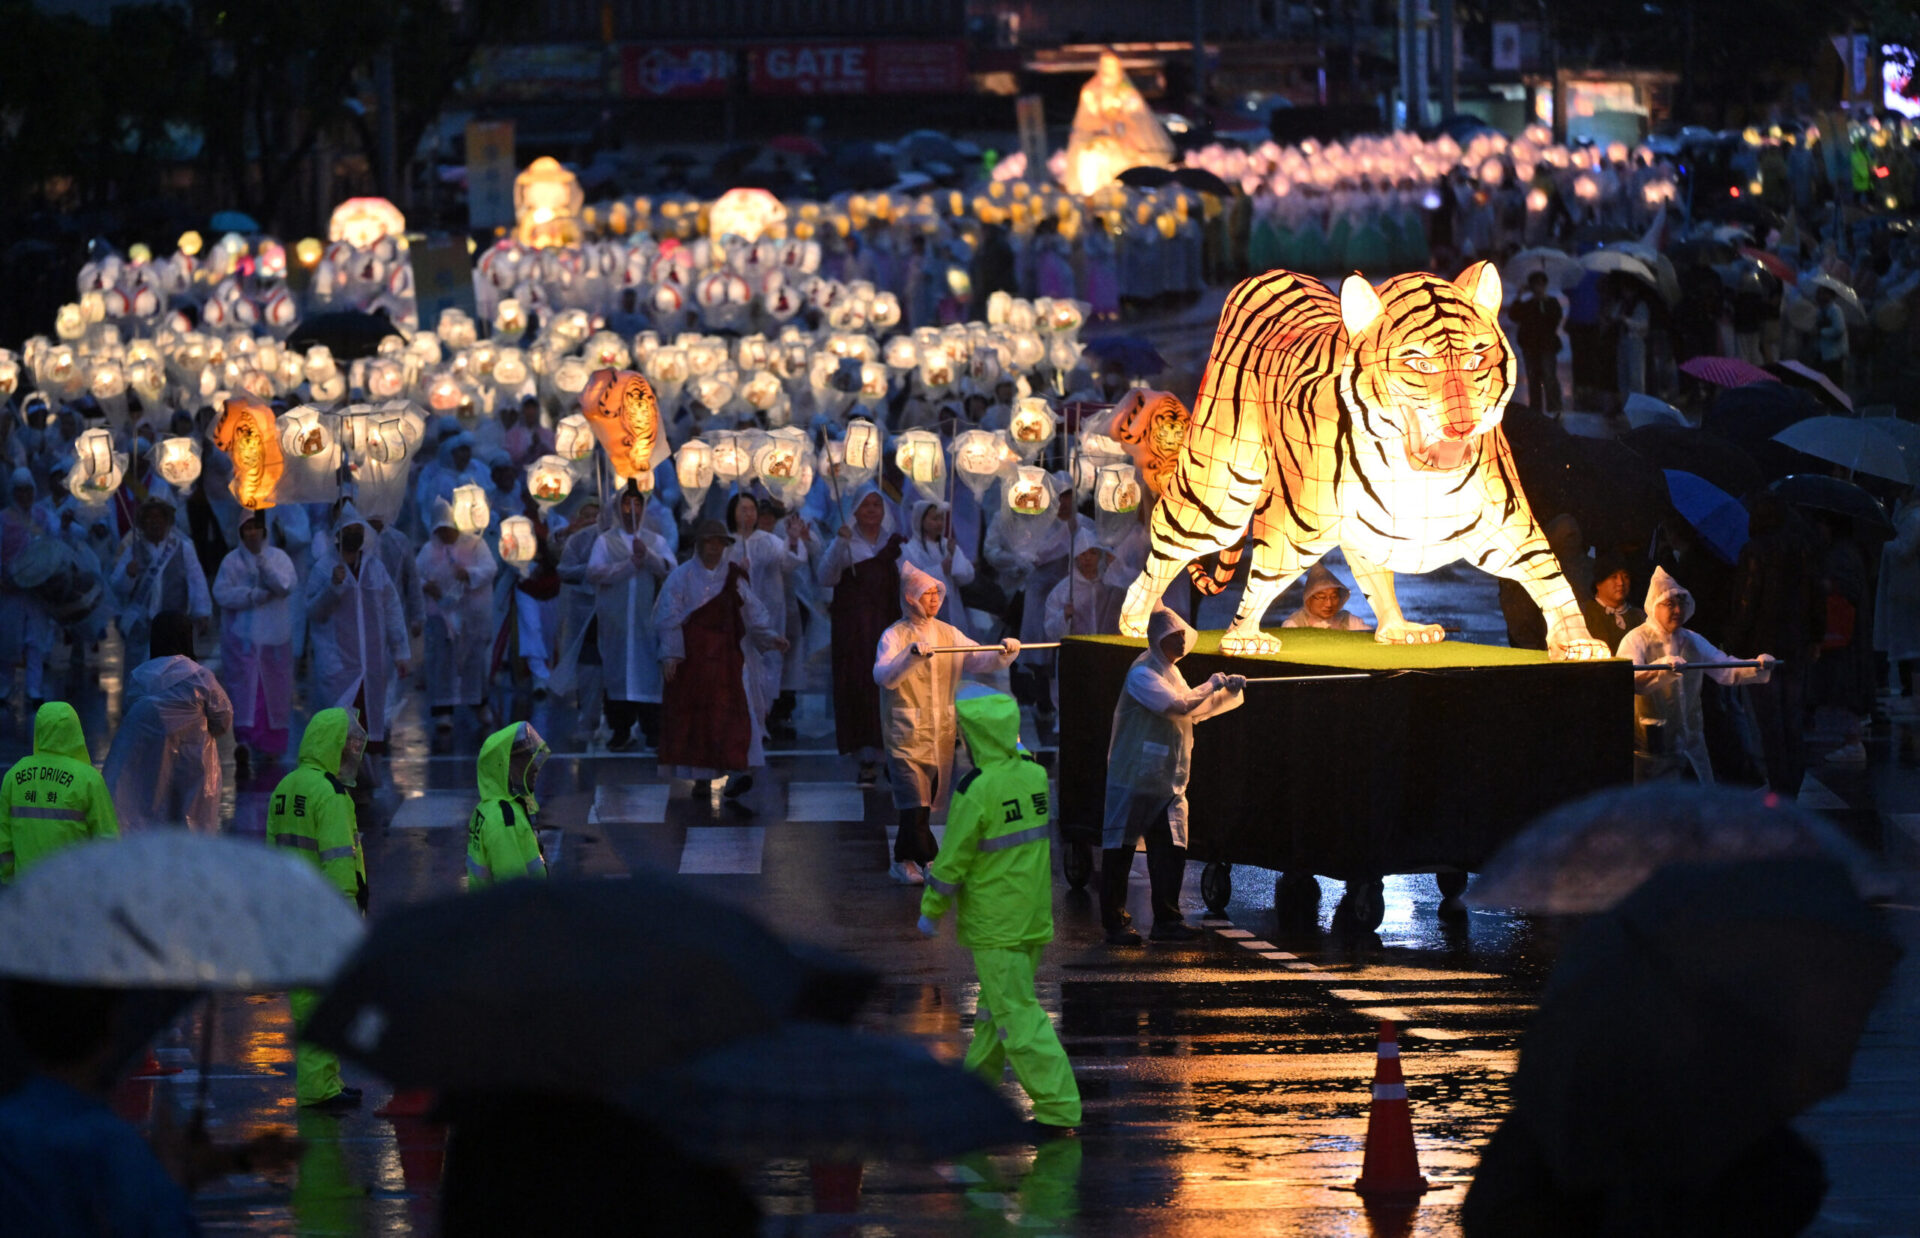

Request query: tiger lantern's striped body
[{"left": 1117, "top": 263, "right": 1609, "bottom": 661}]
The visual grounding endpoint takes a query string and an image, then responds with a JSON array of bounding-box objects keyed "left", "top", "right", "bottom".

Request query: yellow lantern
[
  {"left": 178, "top": 231, "right": 204, "bottom": 257},
  {"left": 295, "top": 237, "right": 324, "bottom": 268},
  {"left": 328, "top": 198, "right": 407, "bottom": 248},
  {"left": 498, "top": 515, "right": 538, "bottom": 565},
  {"left": 578, "top": 368, "right": 660, "bottom": 486},
  {"left": 708, "top": 187, "right": 787, "bottom": 242},
  {"left": 525, "top": 454, "right": 574, "bottom": 507},
  {"left": 154, "top": 436, "right": 204, "bottom": 488},
  {"left": 514, "top": 157, "right": 585, "bottom": 248},
  {"left": 211, "top": 395, "right": 285, "bottom": 509},
  {"left": 450, "top": 482, "right": 491, "bottom": 534}
]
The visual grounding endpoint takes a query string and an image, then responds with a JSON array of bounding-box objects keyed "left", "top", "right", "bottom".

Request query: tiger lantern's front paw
[
  {"left": 1374, "top": 619, "right": 1447, "bottom": 646},
  {"left": 1548, "top": 635, "right": 1613, "bottom": 662},
  {"left": 1218, "top": 626, "right": 1282, "bottom": 655}
]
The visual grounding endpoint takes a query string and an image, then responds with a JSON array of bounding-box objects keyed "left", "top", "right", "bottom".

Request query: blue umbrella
[
  {"left": 210, "top": 210, "right": 260, "bottom": 234},
  {"left": 1081, "top": 335, "right": 1167, "bottom": 377},
  {"left": 1663, "top": 469, "right": 1749, "bottom": 564}
]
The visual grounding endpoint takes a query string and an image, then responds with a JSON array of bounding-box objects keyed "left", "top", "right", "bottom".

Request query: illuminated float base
[{"left": 1055, "top": 629, "right": 1631, "bottom": 929}]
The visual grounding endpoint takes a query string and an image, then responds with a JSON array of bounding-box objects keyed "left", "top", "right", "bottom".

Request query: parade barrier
[{"left": 1353, "top": 1020, "right": 1431, "bottom": 1203}]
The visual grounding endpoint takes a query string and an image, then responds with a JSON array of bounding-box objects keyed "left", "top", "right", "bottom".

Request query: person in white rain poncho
[
  {"left": 901, "top": 499, "right": 975, "bottom": 636},
  {"left": 1280, "top": 562, "right": 1372, "bottom": 631},
  {"left": 875, "top": 560, "right": 1020, "bottom": 885},
  {"left": 653, "top": 520, "right": 789, "bottom": 799},
  {"left": 722, "top": 494, "right": 810, "bottom": 740},
  {"left": 212, "top": 511, "right": 297, "bottom": 771},
  {"left": 417, "top": 498, "right": 500, "bottom": 733},
  {"left": 1044, "top": 521, "right": 1125, "bottom": 638},
  {"left": 587, "top": 486, "right": 676, "bottom": 752},
  {"left": 101, "top": 611, "right": 232, "bottom": 832},
  {"left": 112, "top": 494, "right": 210, "bottom": 668},
  {"left": 0, "top": 468, "right": 61, "bottom": 706},
  {"left": 1623, "top": 566, "right": 1776, "bottom": 783},
  {"left": 306, "top": 505, "right": 412, "bottom": 746},
  {"left": 1101, "top": 607, "right": 1243, "bottom": 947}
]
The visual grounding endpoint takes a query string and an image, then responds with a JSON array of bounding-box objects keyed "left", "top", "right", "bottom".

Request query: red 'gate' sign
[{"left": 747, "top": 41, "right": 967, "bottom": 95}]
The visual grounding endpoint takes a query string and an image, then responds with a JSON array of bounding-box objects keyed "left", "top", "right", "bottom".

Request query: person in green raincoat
[
  {"left": 0, "top": 702, "right": 118, "bottom": 883},
  {"left": 466, "top": 722, "right": 549, "bottom": 889},
  {"left": 267, "top": 707, "right": 366, "bottom": 1111},
  {"left": 917, "top": 688, "right": 1081, "bottom": 1137}
]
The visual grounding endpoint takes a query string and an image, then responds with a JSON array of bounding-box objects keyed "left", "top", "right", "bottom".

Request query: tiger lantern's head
[
  {"left": 579, "top": 368, "right": 660, "bottom": 486},
  {"left": 1109, "top": 388, "right": 1191, "bottom": 498},
  {"left": 1338, "top": 262, "right": 1514, "bottom": 473}
]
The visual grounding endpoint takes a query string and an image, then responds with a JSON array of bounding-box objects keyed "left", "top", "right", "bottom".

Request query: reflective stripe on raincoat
[
  {"left": 0, "top": 703, "right": 118, "bottom": 883},
  {"left": 921, "top": 690, "right": 1055, "bottom": 949},
  {"left": 267, "top": 709, "right": 365, "bottom": 908},
  {"left": 466, "top": 723, "right": 548, "bottom": 889}
]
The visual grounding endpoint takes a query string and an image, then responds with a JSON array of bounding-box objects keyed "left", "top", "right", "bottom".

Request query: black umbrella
[
  {"left": 1504, "top": 858, "right": 1898, "bottom": 1195},
  {"left": 625, "top": 1023, "right": 1028, "bottom": 1162},
  {"left": 1173, "top": 166, "right": 1234, "bottom": 197},
  {"left": 1619, "top": 424, "right": 1765, "bottom": 500},
  {"left": 1769, "top": 473, "right": 1896, "bottom": 537},
  {"left": 306, "top": 876, "right": 876, "bottom": 1096},
  {"left": 1081, "top": 335, "right": 1168, "bottom": 377},
  {"left": 1116, "top": 165, "right": 1176, "bottom": 189},
  {"left": 1501, "top": 411, "right": 1671, "bottom": 551},
  {"left": 284, "top": 309, "right": 401, "bottom": 362},
  {"left": 1702, "top": 382, "right": 1824, "bottom": 479}
]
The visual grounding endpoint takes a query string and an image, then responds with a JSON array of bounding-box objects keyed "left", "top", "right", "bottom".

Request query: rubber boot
[
  {"left": 1099, "top": 850, "right": 1141, "bottom": 945},
  {"left": 1147, "top": 843, "right": 1199, "bottom": 941}
]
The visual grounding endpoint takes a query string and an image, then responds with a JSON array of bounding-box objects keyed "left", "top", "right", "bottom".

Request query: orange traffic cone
[{"left": 1353, "top": 1020, "right": 1429, "bottom": 1203}]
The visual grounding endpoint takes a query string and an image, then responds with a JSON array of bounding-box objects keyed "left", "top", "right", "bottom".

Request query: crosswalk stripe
[
  {"left": 590, "top": 784, "right": 670, "bottom": 824},
  {"left": 678, "top": 826, "right": 766, "bottom": 874},
  {"left": 786, "top": 782, "right": 867, "bottom": 822}
]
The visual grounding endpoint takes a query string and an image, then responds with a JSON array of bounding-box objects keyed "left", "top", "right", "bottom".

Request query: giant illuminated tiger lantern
[
  {"left": 211, "top": 395, "right": 284, "bottom": 510},
  {"left": 1118, "top": 263, "right": 1610, "bottom": 661},
  {"left": 579, "top": 367, "right": 662, "bottom": 486}
]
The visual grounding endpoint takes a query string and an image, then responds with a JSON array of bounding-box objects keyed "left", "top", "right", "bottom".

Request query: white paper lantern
[
  {"left": 492, "top": 348, "right": 529, "bottom": 389},
  {"left": 883, "top": 336, "right": 920, "bottom": 372},
  {"left": 1003, "top": 465, "right": 1056, "bottom": 517},
  {"left": 1095, "top": 462, "right": 1142, "bottom": 513},
  {"left": 278, "top": 406, "right": 333, "bottom": 459},
  {"left": 554, "top": 414, "right": 595, "bottom": 461},
  {"left": 894, "top": 428, "right": 947, "bottom": 502},
  {"left": 69, "top": 428, "right": 126, "bottom": 503},
  {"left": 1009, "top": 396, "right": 1057, "bottom": 459},
  {"left": 0, "top": 356, "right": 18, "bottom": 397},
  {"left": 154, "top": 437, "right": 203, "bottom": 488},
  {"left": 676, "top": 438, "right": 715, "bottom": 492},
  {"left": 498, "top": 515, "right": 538, "bottom": 565},
  {"left": 708, "top": 430, "right": 755, "bottom": 484},
  {"left": 450, "top": 482, "right": 491, "bottom": 534},
  {"left": 842, "top": 417, "right": 883, "bottom": 486},
  {"left": 525, "top": 454, "right": 574, "bottom": 506},
  {"left": 952, "top": 428, "right": 1016, "bottom": 498}
]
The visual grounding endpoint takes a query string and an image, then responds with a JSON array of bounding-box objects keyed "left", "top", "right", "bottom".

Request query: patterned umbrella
[{"left": 1679, "top": 355, "right": 1780, "bottom": 389}]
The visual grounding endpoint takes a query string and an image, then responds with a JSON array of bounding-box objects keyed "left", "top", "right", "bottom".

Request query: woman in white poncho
[
  {"left": 211, "top": 511, "right": 297, "bottom": 770},
  {"left": 874, "top": 560, "right": 1020, "bottom": 885},
  {"left": 900, "top": 498, "right": 975, "bottom": 636},
  {"left": 1622, "top": 566, "right": 1776, "bottom": 783},
  {"left": 416, "top": 497, "right": 500, "bottom": 732},
  {"left": 101, "top": 612, "right": 233, "bottom": 832}
]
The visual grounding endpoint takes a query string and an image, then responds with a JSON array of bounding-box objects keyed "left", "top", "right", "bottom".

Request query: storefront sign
[
  {"left": 747, "top": 41, "right": 967, "bottom": 95},
  {"left": 620, "top": 44, "right": 731, "bottom": 98}
]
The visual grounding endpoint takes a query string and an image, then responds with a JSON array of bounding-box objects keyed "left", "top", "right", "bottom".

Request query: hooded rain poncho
[
  {"left": 305, "top": 509, "right": 412, "bottom": 741},
  {"left": 417, "top": 499, "right": 500, "bottom": 708},
  {"left": 1621, "top": 566, "right": 1771, "bottom": 783},
  {"left": 1102, "top": 607, "right": 1243, "bottom": 849},
  {"left": 101, "top": 655, "right": 233, "bottom": 833},
  {"left": 874, "top": 561, "right": 1018, "bottom": 811}
]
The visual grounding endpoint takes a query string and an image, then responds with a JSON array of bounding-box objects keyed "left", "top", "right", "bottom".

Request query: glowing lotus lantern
[
  {"left": 68, "top": 428, "right": 127, "bottom": 504},
  {"left": 894, "top": 428, "right": 946, "bottom": 503},
  {"left": 450, "top": 482, "right": 491, "bottom": 534},
  {"left": 952, "top": 428, "right": 1016, "bottom": 498},
  {"left": 154, "top": 436, "right": 203, "bottom": 488},
  {"left": 329, "top": 197, "right": 407, "bottom": 249},
  {"left": 578, "top": 368, "right": 660, "bottom": 487},
  {"left": 554, "top": 414, "right": 594, "bottom": 461},
  {"left": 1004, "top": 465, "right": 1056, "bottom": 517},
  {"left": 211, "top": 396, "right": 285, "bottom": 509},
  {"left": 279, "top": 406, "right": 334, "bottom": 459},
  {"left": 524, "top": 454, "right": 574, "bottom": 509}
]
